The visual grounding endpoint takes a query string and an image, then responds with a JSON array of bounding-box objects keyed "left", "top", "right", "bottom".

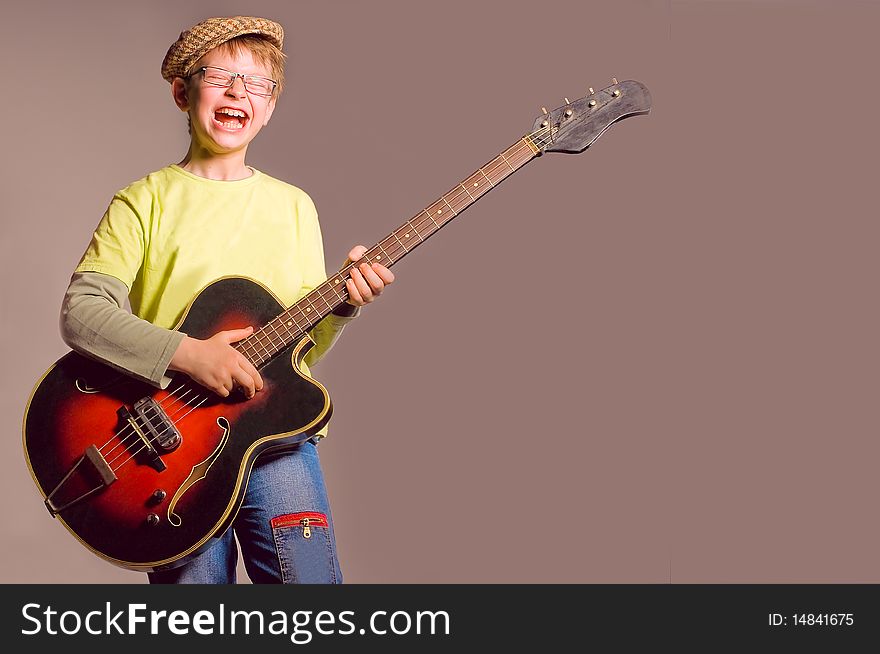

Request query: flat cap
[{"left": 161, "top": 16, "right": 284, "bottom": 82}]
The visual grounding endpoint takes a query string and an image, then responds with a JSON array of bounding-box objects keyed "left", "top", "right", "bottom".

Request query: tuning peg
[
  {"left": 589, "top": 87, "right": 594, "bottom": 95},
  {"left": 541, "top": 107, "right": 548, "bottom": 115},
  {"left": 612, "top": 77, "right": 618, "bottom": 84},
  {"left": 564, "top": 97, "right": 570, "bottom": 105}
]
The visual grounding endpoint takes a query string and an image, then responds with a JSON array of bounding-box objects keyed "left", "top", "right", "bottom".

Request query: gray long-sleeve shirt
[{"left": 60, "top": 271, "right": 358, "bottom": 389}]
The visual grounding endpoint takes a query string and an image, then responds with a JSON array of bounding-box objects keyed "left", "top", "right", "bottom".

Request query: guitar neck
[{"left": 239, "top": 134, "right": 542, "bottom": 367}]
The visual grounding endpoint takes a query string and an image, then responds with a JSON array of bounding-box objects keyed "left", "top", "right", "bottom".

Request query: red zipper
[{"left": 271, "top": 511, "right": 329, "bottom": 539}]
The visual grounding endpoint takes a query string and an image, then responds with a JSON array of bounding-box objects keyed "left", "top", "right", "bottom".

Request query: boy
[{"left": 60, "top": 16, "right": 394, "bottom": 583}]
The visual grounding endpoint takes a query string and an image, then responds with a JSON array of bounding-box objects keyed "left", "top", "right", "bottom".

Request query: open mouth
[{"left": 213, "top": 107, "right": 249, "bottom": 130}]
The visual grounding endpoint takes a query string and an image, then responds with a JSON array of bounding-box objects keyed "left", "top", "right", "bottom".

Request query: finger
[
  {"left": 372, "top": 263, "right": 395, "bottom": 285},
  {"left": 221, "top": 326, "right": 254, "bottom": 343},
  {"left": 351, "top": 266, "right": 374, "bottom": 303},
  {"left": 358, "top": 262, "right": 385, "bottom": 295},
  {"left": 237, "top": 353, "right": 264, "bottom": 391},
  {"left": 345, "top": 277, "right": 364, "bottom": 305},
  {"left": 345, "top": 245, "right": 368, "bottom": 266},
  {"left": 214, "top": 374, "right": 233, "bottom": 398},
  {"left": 231, "top": 365, "right": 257, "bottom": 399}
]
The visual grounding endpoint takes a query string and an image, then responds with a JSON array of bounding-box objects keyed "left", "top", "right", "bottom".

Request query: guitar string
[
  {"left": 102, "top": 387, "right": 202, "bottom": 468},
  {"left": 102, "top": 142, "right": 545, "bottom": 474},
  {"left": 103, "top": 129, "right": 555, "bottom": 474},
  {"left": 100, "top": 126, "right": 556, "bottom": 474},
  {"left": 99, "top": 121, "right": 558, "bottom": 458},
  {"left": 98, "top": 386, "right": 194, "bottom": 459}
]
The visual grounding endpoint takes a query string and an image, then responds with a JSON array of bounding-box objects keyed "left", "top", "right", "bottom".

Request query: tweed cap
[{"left": 161, "top": 16, "right": 284, "bottom": 82}]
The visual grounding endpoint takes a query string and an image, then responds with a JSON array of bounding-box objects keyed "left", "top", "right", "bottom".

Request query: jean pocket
[{"left": 271, "top": 511, "right": 337, "bottom": 583}]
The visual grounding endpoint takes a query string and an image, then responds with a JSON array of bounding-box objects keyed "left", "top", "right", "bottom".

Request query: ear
[
  {"left": 171, "top": 77, "right": 190, "bottom": 112},
  {"left": 263, "top": 96, "right": 277, "bottom": 126}
]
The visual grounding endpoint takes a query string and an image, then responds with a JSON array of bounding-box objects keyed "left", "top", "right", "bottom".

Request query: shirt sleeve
[
  {"left": 74, "top": 193, "right": 147, "bottom": 291},
  {"left": 60, "top": 271, "right": 185, "bottom": 388}
]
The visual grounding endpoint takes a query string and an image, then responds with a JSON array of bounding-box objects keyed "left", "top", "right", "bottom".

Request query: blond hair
[{"left": 189, "top": 34, "right": 286, "bottom": 96}]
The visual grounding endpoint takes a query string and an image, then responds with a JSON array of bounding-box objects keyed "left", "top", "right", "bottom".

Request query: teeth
[{"left": 216, "top": 108, "right": 246, "bottom": 118}]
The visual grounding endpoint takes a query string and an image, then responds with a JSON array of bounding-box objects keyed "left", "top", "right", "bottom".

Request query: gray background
[{"left": 2, "top": 0, "right": 878, "bottom": 582}]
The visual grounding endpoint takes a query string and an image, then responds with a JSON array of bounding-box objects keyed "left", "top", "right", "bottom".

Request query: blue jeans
[{"left": 148, "top": 441, "right": 343, "bottom": 584}]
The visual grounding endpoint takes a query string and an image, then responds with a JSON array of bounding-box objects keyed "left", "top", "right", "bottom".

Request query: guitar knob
[
  {"left": 152, "top": 489, "right": 167, "bottom": 502},
  {"left": 146, "top": 513, "right": 160, "bottom": 527}
]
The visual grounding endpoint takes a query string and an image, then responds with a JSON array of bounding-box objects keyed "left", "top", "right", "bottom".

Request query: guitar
[{"left": 23, "top": 80, "right": 652, "bottom": 571}]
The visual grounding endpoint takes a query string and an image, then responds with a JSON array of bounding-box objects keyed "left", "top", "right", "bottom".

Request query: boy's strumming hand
[
  {"left": 342, "top": 245, "right": 395, "bottom": 307},
  {"left": 168, "top": 327, "right": 264, "bottom": 399}
]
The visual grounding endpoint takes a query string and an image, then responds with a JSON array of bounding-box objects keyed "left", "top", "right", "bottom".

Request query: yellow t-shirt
[{"left": 75, "top": 164, "right": 348, "bottom": 378}]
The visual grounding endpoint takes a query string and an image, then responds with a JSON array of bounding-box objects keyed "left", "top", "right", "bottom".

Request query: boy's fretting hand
[
  {"left": 169, "top": 326, "right": 264, "bottom": 399},
  {"left": 343, "top": 245, "right": 395, "bottom": 306},
  {"left": 167, "top": 245, "right": 393, "bottom": 399}
]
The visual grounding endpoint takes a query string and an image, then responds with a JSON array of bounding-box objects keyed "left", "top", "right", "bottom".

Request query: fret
[
  {"left": 459, "top": 183, "right": 476, "bottom": 202},
  {"left": 317, "top": 289, "right": 340, "bottom": 316},
  {"left": 504, "top": 146, "right": 525, "bottom": 166},
  {"left": 413, "top": 213, "right": 434, "bottom": 234},
  {"left": 423, "top": 209, "right": 441, "bottom": 229},
  {"left": 440, "top": 196, "right": 458, "bottom": 216},
  {"left": 478, "top": 167, "right": 496, "bottom": 187},
  {"left": 380, "top": 235, "right": 406, "bottom": 260},
  {"left": 294, "top": 303, "right": 312, "bottom": 328},
  {"left": 314, "top": 289, "right": 334, "bottom": 313},
  {"left": 512, "top": 140, "right": 536, "bottom": 164},
  {"left": 404, "top": 219, "right": 425, "bottom": 242},
  {"left": 239, "top": 340, "right": 259, "bottom": 364},
  {"left": 264, "top": 321, "right": 284, "bottom": 349},
  {"left": 255, "top": 334, "right": 273, "bottom": 360},
  {"left": 499, "top": 152, "right": 515, "bottom": 172},
  {"left": 329, "top": 275, "right": 347, "bottom": 301},
  {"left": 262, "top": 332, "right": 278, "bottom": 357},
  {"left": 448, "top": 188, "right": 471, "bottom": 213},
  {"left": 249, "top": 339, "right": 264, "bottom": 362},
  {"left": 466, "top": 173, "right": 493, "bottom": 200},
  {"left": 410, "top": 213, "right": 434, "bottom": 237},
  {"left": 285, "top": 316, "right": 308, "bottom": 340},
  {"left": 485, "top": 157, "right": 510, "bottom": 182},
  {"left": 272, "top": 318, "right": 291, "bottom": 343},
  {"left": 302, "top": 296, "right": 324, "bottom": 320},
  {"left": 390, "top": 230, "right": 410, "bottom": 252},
  {"left": 398, "top": 227, "right": 417, "bottom": 247},
  {"left": 464, "top": 174, "right": 488, "bottom": 197},
  {"left": 374, "top": 242, "right": 394, "bottom": 264},
  {"left": 281, "top": 314, "right": 301, "bottom": 337},
  {"left": 426, "top": 203, "right": 447, "bottom": 226}
]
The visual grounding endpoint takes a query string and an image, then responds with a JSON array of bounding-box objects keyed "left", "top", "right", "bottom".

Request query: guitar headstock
[{"left": 530, "top": 79, "right": 652, "bottom": 154}]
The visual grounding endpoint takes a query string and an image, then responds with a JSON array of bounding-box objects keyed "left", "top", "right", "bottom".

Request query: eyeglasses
[{"left": 191, "top": 66, "right": 277, "bottom": 97}]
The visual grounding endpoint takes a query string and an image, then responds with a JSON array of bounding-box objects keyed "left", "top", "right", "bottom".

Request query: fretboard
[{"left": 236, "top": 135, "right": 542, "bottom": 367}]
